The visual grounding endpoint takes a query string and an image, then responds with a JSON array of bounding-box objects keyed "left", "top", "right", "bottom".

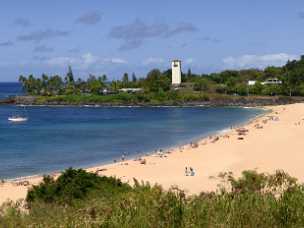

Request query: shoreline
[
  {"left": 0, "top": 105, "right": 271, "bottom": 204},
  {"left": 87, "top": 104, "right": 300, "bottom": 193},
  {"left": 10, "top": 103, "right": 271, "bottom": 108},
  {"left": 6, "top": 94, "right": 304, "bottom": 107},
  {"left": 2, "top": 106, "right": 267, "bottom": 182}
]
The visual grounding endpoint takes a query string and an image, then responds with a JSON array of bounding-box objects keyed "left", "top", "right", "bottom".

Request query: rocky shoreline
[
  {"left": 0, "top": 97, "right": 15, "bottom": 105},
  {"left": 2, "top": 95, "right": 303, "bottom": 107}
]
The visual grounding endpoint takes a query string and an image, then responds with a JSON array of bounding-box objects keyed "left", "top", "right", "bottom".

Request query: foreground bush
[
  {"left": 26, "top": 168, "right": 131, "bottom": 205},
  {"left": 1, "top": 169, "right": 304, "bottom": 227}
]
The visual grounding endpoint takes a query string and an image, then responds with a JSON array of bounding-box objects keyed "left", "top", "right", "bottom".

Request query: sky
[{"left": 0, "top": 0, "right": 304, "bottom": 81}]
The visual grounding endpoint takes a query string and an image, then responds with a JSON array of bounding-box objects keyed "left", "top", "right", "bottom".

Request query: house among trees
[
  {"left": 247, "top": 80, "right": 257, "bottom": 86},
  {"left": 118, "top": 88, "right": 143, "bottom": 93},
  {"left": 248, "top": 78, "right": 282, "bottom": 86},
  {"left": 261, "top": 78, "right": 282, "bottom": 85}
]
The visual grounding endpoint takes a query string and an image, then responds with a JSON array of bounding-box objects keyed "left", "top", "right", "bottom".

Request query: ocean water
[
  {"left": 0, "top": 82, "right": 23, "bottom": 99},
  {"left": 0, "top": 83, "right": 264, "bottom": 179}
]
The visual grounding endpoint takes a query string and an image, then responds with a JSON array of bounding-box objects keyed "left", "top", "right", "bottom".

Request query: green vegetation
[
  {"left": 33, "top": 91, "right": 211, "bottom": 105},
  {"left": 1, "top": 168, "right": 304, "bottom": 227},
  {"left": 26, "top": 168, "right": 130, "bottom": 205},
  {"left": 18, "top": 56, "right": 304, "bottom": 102}
]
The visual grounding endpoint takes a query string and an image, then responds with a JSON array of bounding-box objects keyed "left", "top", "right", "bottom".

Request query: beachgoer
[
  {"left": 185, "top": 167, "right": 189, "bottom": 176},
  {"left": 190, "top": 167, "right": 195, "bottom": 176}
]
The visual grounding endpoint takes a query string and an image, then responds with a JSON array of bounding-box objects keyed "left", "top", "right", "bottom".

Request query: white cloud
[
  {"left": 223, "top": 53, "right": 299, "bottom": 69},
  {"left": 105, "top": 58, "right": 127, "bottom": 64},
  {"left": 185, "top": 58, "right": 194, "bottom": 64},
  {"left": 143, "top": 57, "right": 165, "bottom": 65},
  {"left": 44, "top": 53, "right": 127, "bottom": 69},
  {"left": 45, "top": 56, "right": 77, "bottom": 67},
  {"left": 82, "top": 53, "right": 99, "bottom": 66}
]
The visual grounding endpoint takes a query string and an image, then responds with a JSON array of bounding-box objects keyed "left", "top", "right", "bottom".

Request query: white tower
[{"left": 171, "top": 60, "right": 181, "bottom": 86}]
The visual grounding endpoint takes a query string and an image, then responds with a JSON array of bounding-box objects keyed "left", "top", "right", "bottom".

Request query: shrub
[{"left": 26, "top": 168, "right": 130, "bottom": 205}]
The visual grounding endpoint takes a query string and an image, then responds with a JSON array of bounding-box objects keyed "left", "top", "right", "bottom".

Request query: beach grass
[{"left": 1, "top": 168, "right": 304, "bottom": 227}]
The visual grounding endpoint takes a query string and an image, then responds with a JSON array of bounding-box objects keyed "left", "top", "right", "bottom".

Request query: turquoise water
[{"left": 0, "top": 83, "right": 264, "bottom": 179}]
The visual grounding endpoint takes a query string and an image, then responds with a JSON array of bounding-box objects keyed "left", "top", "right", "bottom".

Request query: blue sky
[{"left": 0, "top": 0, "right": 304, "bottom": 81}]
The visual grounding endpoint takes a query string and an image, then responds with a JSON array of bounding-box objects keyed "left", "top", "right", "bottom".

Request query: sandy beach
[{"left": 2, "top": 103, "right": 304, "bottom": 204}]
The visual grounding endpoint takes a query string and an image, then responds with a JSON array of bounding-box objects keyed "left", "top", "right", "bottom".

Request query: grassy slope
[
  {"left": 1, "top": 169, "right": 304, "bottom": 227},
  {"left": 21, "top": 91, "right": 303, "bottom": 106},
  {"left": 33, "top": 91, "right": 210, "bottom": 105}
]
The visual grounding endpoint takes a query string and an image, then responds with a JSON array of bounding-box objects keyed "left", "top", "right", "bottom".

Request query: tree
[
  {"left": 75, "top": 78, "right": 87, "bottom": 93},
  {"left": 101, "top": 74, "right": 107, "bottom": 82},
  {"left": 226, "top": 77, "right": 238, "bottom": 94},
  {"left": 284, "top": 57, "right": 304, "bottom": 95},
  {"left": 19, "top": 75, "right": 26, "bottom": 89},
  {"left": 20, "top": 75, "right": 43, "bottom": 95},
  {"left": 87, "top": 75, "right": 103, "bottom": 94},
  {"left": 187, "top": 68, "right": 192, "bottom": 78},
  {"left": 41, "top": 74, "right": 49, "bottom": 86},
  {"left": 262, "top": 85, "right": 283, "bottom": 96},
  {"left": 19, "top": 75, "right": 29, "bottom": 94},
  {"left": 249, "top": 82, "right": 263, "bottom": 95},
  {"left": 48, "top": 75, "right": 63, "bottom": 95},
  {"left": 122, "top": 73, "right": 129, "bottom": 85},
  {"left": 110, "top": 80, "right": 120, "bottom": 91},
  {"left": 41, "top": 74, "right": 49, "bottom": 95},
  {"left": 215, "top": 84, "right": 228, "bottom": 94},
  {"left": 132, "top": 73, "right": 137, "bottom": 83},
  {"left": 193, "top": 79, "right": 209, "bottom": 92},
  {"left": 65, "top": 66, "right": 75, "bottom": 84},
  {"left": 145, "top": 69, "right": 170, "bottom": 92},
  {"left": 64, "top": 84, "right": 76, "bottom": 95},
  {"left": 298, "top": 83, "right": 304, "bottom": 96},
  {"left": 264, "top": 66, "right": 282, "bottom": 80},
  {"left": 235, "top": 83, "right": 248, "bottom": 96}
]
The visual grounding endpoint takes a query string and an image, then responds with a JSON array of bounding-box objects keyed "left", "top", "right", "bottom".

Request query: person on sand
[
  {"left": 140, "top": 159, "right": 146, "bottom": 165},
  {"left": 190, "top": 167, "right": 195, "bottom": 176},
  {"left": 185, "top": 167, "right": 189, "bottom": 176}
]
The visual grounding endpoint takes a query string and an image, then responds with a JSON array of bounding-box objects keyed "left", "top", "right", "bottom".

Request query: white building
[
  {"left": 248, "top": 78, "right": 282, "bottom": 86},
  {"left": 172, "top": 60, "right": 182, "bottom": 86},
  {"left": 119, "top": 88, "right": 143, "bottom": 93},
  {"left": 248, "top": 80, "right": 257, "bottom": 86},
  {"left": 261, "top": 78, "right": 282, "bottom": 85}
]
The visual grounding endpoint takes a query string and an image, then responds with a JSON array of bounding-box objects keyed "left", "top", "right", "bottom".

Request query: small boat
[
  {"left": 8, "top": 116, "right": 28, "bottom": 123},
  {"left": 8, "top": 104, "right": 29, "bottom": 123}
]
